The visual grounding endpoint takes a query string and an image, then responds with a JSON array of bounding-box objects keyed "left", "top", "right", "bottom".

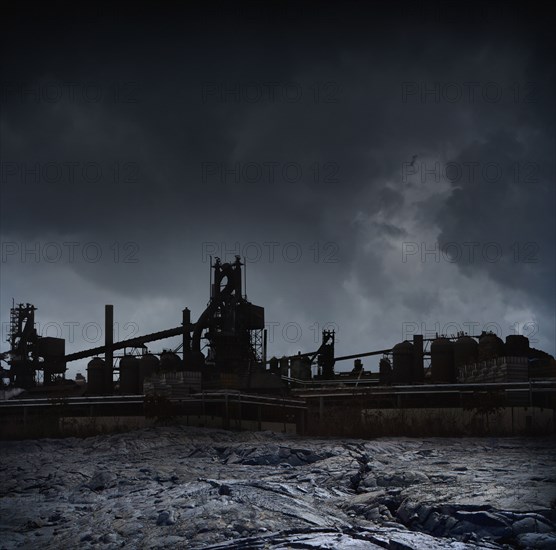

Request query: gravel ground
[{"left": 1, "top": 426, "right": 555, "bottom": 549}]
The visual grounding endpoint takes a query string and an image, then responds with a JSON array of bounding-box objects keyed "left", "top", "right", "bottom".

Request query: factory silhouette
[{"left": 1, "top": 257, "right": 555, "bottom": 438}]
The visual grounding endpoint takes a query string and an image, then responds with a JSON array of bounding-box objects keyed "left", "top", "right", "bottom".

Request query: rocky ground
[{"left": 1, "top": 426, "right": 555, "bottom": 549}]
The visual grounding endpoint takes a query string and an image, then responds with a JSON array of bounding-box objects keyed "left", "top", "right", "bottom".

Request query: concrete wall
[
  {"left": 360, "top": 406, "right": 554, "bottom": 436},
  {"left": 173, "top": 414, "right": 297, "bottom": 434},
  {"left": 81, "top": 407, "right": 548, "bottom": 438},
  {"left": 56, "top": 414, "right": 297, "bottom": 436},
  {"left": 59, "top": 416, "right": 155, "bottom": 436}
]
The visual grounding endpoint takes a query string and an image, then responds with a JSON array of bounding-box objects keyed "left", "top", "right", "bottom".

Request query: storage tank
[
  {"left": 87, "top": 357, "right": 105, "bottom": 395},
  {"left": 393, "top": 341, "right": 414, "bottom": 383},
  {"left": 160, "top": 351, "right": 182, "bottom": 372},
  {"left": 120, "top": 355, "right": 140, "bottom": 394},
  {"left": 504, "top": 335, "right": 530, "bottom": 357},
  {"left": 431, "top": 337, "right": 455, "bottom": 383},
  {"left": 478, "top": 332, "right": 504, "bottom": 361},
  {"left": 454, "top": 335, "right": 478, "bottom": 368},
  {"left": 139, "top": 353, "right": 159, "bottom": 384}
]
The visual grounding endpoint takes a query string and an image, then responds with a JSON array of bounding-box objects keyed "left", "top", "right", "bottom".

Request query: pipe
[
  {"left": 333, "top": 349, "right": 392, "bottom": 362},
  {"left": 65, "top": 325, "right": 191, "bottom": 362}
]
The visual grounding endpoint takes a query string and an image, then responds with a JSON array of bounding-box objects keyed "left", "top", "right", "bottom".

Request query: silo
[
  {"left": 120, "top": 355, "right": 140, "bottom": 394},
  {"left": 504, "top": 335, "right": 530, "bottom": 357},
  {"left": 454, "top": 335, "right": 478, "bottom": 368},
  {"left": 393, "top": 341, "right": 414, "bottom": 384},
  {"left": 139, "top": 353, "right": 159, "bottom": 384},
  {"left": 87, "top": 357, "right": 106, "bottom": 395},
  {"left": 431, "top": 337, "right": 455, "bottom": 383},
  {"left": 379, "top": 357, "right": 392, "bottom": 384},
  {"left": 160, "top": 351, "right": 182, "bottom": 372},
  {"left": 478, "top": 332, "right": 504, "bottom": 361}
]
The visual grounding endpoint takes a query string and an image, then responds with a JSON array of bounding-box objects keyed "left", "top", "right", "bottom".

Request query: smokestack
[{"left": 105, "top": 304, "right": 113, "bottom": 394}]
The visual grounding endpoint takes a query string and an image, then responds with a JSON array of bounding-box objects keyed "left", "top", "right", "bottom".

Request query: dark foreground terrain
[{"left": 1, "top": 427, "right": 555, "bottom": 549}]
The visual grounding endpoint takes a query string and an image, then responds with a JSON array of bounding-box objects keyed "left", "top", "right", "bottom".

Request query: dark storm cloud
[
  {"left": 1, "top": 2, "right": 554, "bottom": 366},
  {"left": 436, "top": 129, "right": 555, "bottom": 307}
]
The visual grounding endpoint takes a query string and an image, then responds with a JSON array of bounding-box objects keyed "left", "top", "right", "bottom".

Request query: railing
[{"left": 0, "top": 391, "right": 307, "bottom": 410}]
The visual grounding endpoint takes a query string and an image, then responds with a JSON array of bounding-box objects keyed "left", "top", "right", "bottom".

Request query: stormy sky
[{"left": 1, "top": 2, "right": 554, "bottom": 378}]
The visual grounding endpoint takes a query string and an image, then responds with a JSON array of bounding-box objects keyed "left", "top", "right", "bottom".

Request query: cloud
[{"left": 1, "top": 5, "right": 554, "bottom": 379}]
